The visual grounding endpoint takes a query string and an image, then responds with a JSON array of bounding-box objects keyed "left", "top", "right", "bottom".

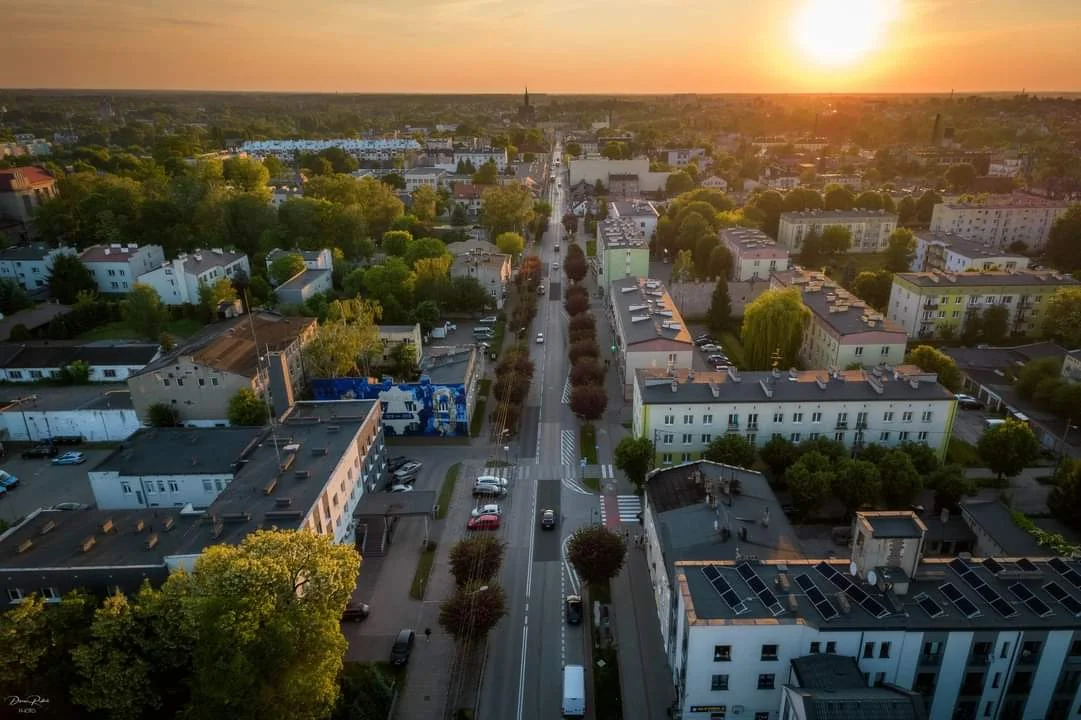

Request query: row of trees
[
  {"left": 564, "top": 246, "right": 608, "bottom": 421},
  {"left": 490, "top": 272, "right": 541, "bottom": 436},
  {"left": 441, "top": 536, "right": 508, "bottom": 641}
]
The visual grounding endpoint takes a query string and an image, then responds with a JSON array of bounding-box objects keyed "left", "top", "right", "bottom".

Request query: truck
[
  {"left": 430, "top": 321, "right": 456, "bottom": 339},
  {"left": 562, "top": 665, "right": 585, "bottom": 717}
]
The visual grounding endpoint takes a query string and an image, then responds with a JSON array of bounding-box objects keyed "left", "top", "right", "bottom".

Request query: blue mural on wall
[{"left": 311, "top": 376, "right": 469, "bottom": 437}]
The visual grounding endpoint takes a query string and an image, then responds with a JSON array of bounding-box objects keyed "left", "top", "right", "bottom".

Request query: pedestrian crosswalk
[
  {"left": 560, "top": 430, "right": 576, "bottom": 465},
  {"left": 561, "top": 376, "right": 571, "bottom": 404},
  {"left": 599, "top": 464, "right": 614, "bottom": 481},
  {"left": 599, "top": 494, "right": 642, "bottom": 528}
]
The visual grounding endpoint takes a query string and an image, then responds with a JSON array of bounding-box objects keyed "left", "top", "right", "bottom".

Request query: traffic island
[{"left": 409, "top": 541, "right": 438, "bottom": 600}]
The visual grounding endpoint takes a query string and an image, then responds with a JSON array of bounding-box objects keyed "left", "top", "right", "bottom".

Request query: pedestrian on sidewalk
[{"left": 424, "top": 627, "right": 432, "bottom": 644}]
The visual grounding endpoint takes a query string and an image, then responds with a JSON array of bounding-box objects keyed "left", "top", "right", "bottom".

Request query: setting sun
[{"left": 792, "top": 0, "right": 899, "bottom": 67}]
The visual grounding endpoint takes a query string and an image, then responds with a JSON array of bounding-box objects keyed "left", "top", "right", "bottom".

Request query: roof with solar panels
[{"left": 676, "top": 510, "right": 1081, "bottom": 630}]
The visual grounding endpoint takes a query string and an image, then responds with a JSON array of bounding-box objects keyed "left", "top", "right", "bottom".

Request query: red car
[{"left": 467, "top": 514, "right": 501, "bottom": 530}]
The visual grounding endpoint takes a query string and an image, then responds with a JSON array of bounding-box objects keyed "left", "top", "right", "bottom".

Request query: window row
[{"left": 660, "top": 410, "right": 935, "bottom": 427}]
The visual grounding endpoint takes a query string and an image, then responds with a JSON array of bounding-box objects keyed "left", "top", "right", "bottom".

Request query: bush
[{"left": 8, "top": 323, "right": 30, "bottom": 342}]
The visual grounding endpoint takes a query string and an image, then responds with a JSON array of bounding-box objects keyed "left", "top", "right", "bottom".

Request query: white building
[
  {"left": 0, "top": 244, "right": 76, "bottom": 291},
  {"left": 80, "top": 244, "right": 166, "bottom": 294},
  {"left": 989, "top": 155, "right": 1024, "bottom": 178},
  {"left": 912, "top": 231, "right": 1031, "bottom": 274},
  {"left": 720, "top": 228, "right": 790, "bottom": 282},
  {"left": 403, "top": 167, "right": 448, "bottom": 191},
  {"left": 777, "top": 210, "right": 899, "bottom": 254},
  {"left": 608, "top": 199, "right": 660, "bottom": 239},
  {"left": 597, "top": 218, "right": 651, "bottom": 290},
  {"left": 446, "top": 149, "right": 508, "bottom": 172},
  {"left": 772, "top": 268, "right": 908, "bottom": 370},
  {"left": 0, "top": 343, "right": 160, "bottom": 384},
  {"left": 607, "top": 278, "right": 694, "bottom": 399},
  {"left": 378, "top": 324, "right": 423, "bottom": 364},
  {"left": 632, "top": 364, "right": 956, "bottom": 465},
  {"left": 568, "top": 158, "right": 671, "bottom": 194},
  {"left": 660, "top": 148, "right": 708, "bottom": 167},
  {"left": 929, "top": 194, "right": 1069, "bottom": 251},
  {"left": 265, "top": 248, "right": 333, "bottom": 281},
  {"left": 700, "top": 176, "right": 728, "bottom": 192},
  {"left": 270, "top": 185, "right": 303, "bottom": 208},
  {"left": 275, "top": 270, "right": 333, "bottom": 306},
  {"left": 239, "top": 138, "right": 421, "bottom": 161},
  {"left": 136, "top": 249, "right": 251, "bottom": 305}
]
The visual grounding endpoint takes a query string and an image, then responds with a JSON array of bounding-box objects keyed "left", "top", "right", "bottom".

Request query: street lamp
[{"left": 503, "top": 445, "right": 510, "bottom": 464}]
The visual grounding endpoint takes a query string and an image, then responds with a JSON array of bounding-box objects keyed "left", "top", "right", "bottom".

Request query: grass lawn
[
  {"left": 946, "top": 438, "right": 983, "bottom": 467},
  {"left": 409, "top": 542, "right": 438, "bottom": 600},
  {"left": 586, "top": 240, "right": 597, "bottom": 257},
  {"left": 583, "top": 476, "right": 601, "bottom": 492},
  {"left": 825, "top": 252, "right": 888, "bottom": 278},
  {"left": 580, "top": 423, "right": 598, "bottom": 464},
  {"left": 78, "top": 317, "right": 206, "bottom": 342},
  {"left": 436, "top": 463, "right": 460, "bottom": 520},
  {"left": 470, "top": 399, "right": 487, "bottom": 438},
  {"left": 718, "top": 331, "right": 746, "bottom": 368}
]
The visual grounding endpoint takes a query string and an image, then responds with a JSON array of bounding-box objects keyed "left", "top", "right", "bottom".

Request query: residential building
[
  {"left": 773, "top": 268, "right": 908, "bottom": 369},
  {"left": 0, "top": 167, "right": 57, "bottom": 241},
  {"left": 607, "top": 173, "right": 639, "bottom": 197},
  {"left": 127, "top": 313, "right": 317, "bottom": 425},
  {"left": 721, "top": 228, "right": 790, "bottom": 282},
  {"left": 597, "top": 218, "right": 650, "bottom": 290},
  {"left": 912, "top": 231, "right": 1031, "bottom": 273},
  {"left": 989, "top": 155, "right": 1025, "bottom": 178},
  {"left": 269, "top": 185, "right": 302, "bottom": 208},
  {"left": 815, "top": 172, "right": 864, "bottom": 189},
  {"left": 632, "top": 364, "right": 956, "bottom": 464},
  {"left": 699, "top": 176, "right": 728, "bottom": 192},
  {"left": 608, "top": 199, "right": 660, "bottom": 239},
  {"left": 929, "top": 194, "right": 1069, "bottom": 251},
  {"left": 886, "top": 269, "right": 1080, "bottom": 339},
  {"left": 377, "top": 324, "right": 423, "bottom": 364},
  {"left": 449, "top": 248, "right": 511, "bottom": 309},
  {"left": 452, "top": 183, "right": 484, "bottom": 216},
  {"left": 607, "top": 278, "right": 694, "bottom": 398},
  {"left": 666, "top": 505, "right": 1081, "bottom": 720},
  {"left": 275, "top": 270, "right": 332, "bottom": 306},
  {"left": 0, "top": 387, "right": 141, "bottom": 443},
  {"left": 568, "top": 158, "right": 670, "bottom": 194},
  {"left": 763, "top": 173, "right": 800, "bottom": 191},
  {"left": 0, "top": 305, "right": 72, "bottom": 342},
  {"left": 1062, "top": 350, "right": 1081, "bottom": 383},
  {"left": 265, "top": 248, "right": 333, "bottom": 280},
  {"left": 240, "top": 138, "right": 421, "bottom": 161},
  {"left": 136, "top": 249, "right": 251, "bottom": 305},
  {"left": 777, "top": 210, "right": 899, "bottom": 253},
  {"left": 659, "top": 148, "right": 707, "bottom": 167},
  {"left": 0, "top": 400, "right": 387, "bottom": 600},
  {"left": 781, "top": 656, "right": 926, "bottom": 720},
  {"left": 0, "top": 244, "right": 76, "bottom": 291},
  {"left": 403, "top": 167, "right": 448, "bottom": 192},
  {"left": 80, "top": 243, "right": 166, "bottom": 294},
  {"left": 0, "top": 343, "right": 160, "bottom": 383},
  {"left": 448, "top": 149, "right": 508, "bottom": 172}
]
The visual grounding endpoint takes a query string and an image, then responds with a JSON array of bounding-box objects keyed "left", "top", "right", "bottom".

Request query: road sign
[{"left": 610, "top": 344, "right": 617, "bottom": 353}]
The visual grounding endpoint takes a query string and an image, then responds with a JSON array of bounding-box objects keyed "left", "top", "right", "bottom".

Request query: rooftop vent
[
  {"left": 135, "top": 519, "right": 145, "bottom": 533},
  {"left": 311, "top": 447, "right": 328, "bottom": 457},
  {"left": 40, "top": 520, "right": 56, "bottom": 535},
  {"left": 670, "top": 381, "right": 678, "bottom": 393},
  {"left": 630, "top": 315, "right": 650, "bottom": 323},
  {"left": 81, "top": 536, "right": 96, "bottom": 553},
  {"left": 758, "top": 379, "right": 774, "bottom": 399},
  {"left": 708, "top": 381, "right": 720, "bottom": 398},
  {"left": 727, "top": 367, "right": 741, "bottom": 383},
  {"left": 295, "top": 470, "right": 311, "bottom": 480},
  {"left": 866, "top": 375, "right": 884, "bottom": 395},
  {"left": 816, "top": 376, "right": 828, "bottom": 390},
  {"left": 275, "top": 497, "right": 292, "bottom": 508},
  {"left": 223, "top": 512, "right": 251, "bottom": 524},
  {"left": 146, "top": 533, "right": 159, "bottom": 550},
  {"left": 17, "top": 539, "right": 32, "bottom": 553},
  {"left": 101, "top": 519, "right": 115, "bottom": 534},
  {"left": 265, "top": 510, "right": 303, "bottom": 522},
  {"left": 212, "top": 522, "right": 225, "bottom": 539},
  {"left": 163, "top": 516, "right": 176, "bottom": 531},
  {"left": 327, "top": 424, "right": 341, "bottom": 433}
]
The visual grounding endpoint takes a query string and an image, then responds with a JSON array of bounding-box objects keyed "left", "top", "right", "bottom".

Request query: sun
[{"left": 792, "top": 0, "right": 898, "bottom": 67}]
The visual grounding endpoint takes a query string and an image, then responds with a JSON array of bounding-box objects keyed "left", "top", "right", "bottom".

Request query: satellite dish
[
  {"left": 849, "top": 561, "right": 858, "bottom": 577},
  {"left": 866, "top": 569, "right": 878, "bottom": 587}
]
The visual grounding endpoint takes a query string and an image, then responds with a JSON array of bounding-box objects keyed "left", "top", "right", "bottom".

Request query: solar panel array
[
  {"left": 1008, "top": 583, "right": 1053, "bottom": 618},
  {"left": 702, "top": 566, "right": 748, "bottom": 615},
  {"left": 1043, "top": 582, "right": 1081, "bottom": 616},
  {"left": 1050, "top": 558, "right": 1081, "bottom": 589},
  {"left": 940, "top": 582, "right": 981, "bottom": 619},
  {"left": 814, "top": 562, "right": 890, "bottom": 619},
  {"left": 795, "top": 574, "right": 839, "bottom": 621},
  {"left": 913, "top": 592, "right": 945, "bottom": 619},
  {"left": 737, "top": 562, "right": 785, "bottom": 616},
  {"left": 949, "top": 558, "right": 1017, "bottom": 618},
  {"left": 1017, "top": 558, "right": 1039, "bottom": 573},
  {"left": 982, "top": 557, "right": 1004, "bottom": 574}
]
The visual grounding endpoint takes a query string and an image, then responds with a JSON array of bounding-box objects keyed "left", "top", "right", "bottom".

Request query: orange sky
[{"left": 3, "top": 0, "right": 1081, "bottom": 93}]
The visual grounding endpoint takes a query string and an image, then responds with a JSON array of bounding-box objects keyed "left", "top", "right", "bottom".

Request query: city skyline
[{"left": 4, "top": 0, "right": 1081, "bottom": 93}]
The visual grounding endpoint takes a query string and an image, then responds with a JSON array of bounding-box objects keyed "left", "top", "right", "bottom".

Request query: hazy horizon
[{"left": 5, "top": 0, "right": 1081, "bottom": 94}]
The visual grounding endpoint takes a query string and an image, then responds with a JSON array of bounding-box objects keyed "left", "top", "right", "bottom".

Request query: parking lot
[
  {"left": 950, "top": 402, "right": 998, "bottom": 446},
  {"left": 0, "top": 446, "right": 111, "bottom": 525}
]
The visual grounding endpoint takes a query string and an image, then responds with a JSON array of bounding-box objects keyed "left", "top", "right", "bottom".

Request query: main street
[{"left": 478, "top": 140, "right": 599, "bottom": 720}]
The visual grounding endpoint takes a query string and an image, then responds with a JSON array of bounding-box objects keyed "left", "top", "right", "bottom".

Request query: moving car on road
[
  {"left": 52, "top": 452, "right": 86, "bottom": 466},
  {"left": 467, "top": 513, "right": 501, "bottom": 530},
  {"left": 536, "top": 332, "right": 545, "bottom": 344},
  {"left": 565, "top": 595, "right": 583, "bottom": 625},
  {"left": 476, "top": 475, "right": 509, "bottom": 487},
  {"left": 472, "top": 483, "right": 508, "bottom": 498},
  {"left": 390, "top": 629, "right": 415, "bottom": 666},
  {"left": 540, "top": 509, "right": 556, "bottom": 529},
  {"left": 341, "top": 602, "right": 370, "bottom": 622},
  {"left": 0, "top": 470, "right": 19, "bottom": 489}
]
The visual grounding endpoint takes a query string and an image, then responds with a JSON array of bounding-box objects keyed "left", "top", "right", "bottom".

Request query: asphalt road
[{"left": 479, "top": 141, "right": 597, "bottom": 720}]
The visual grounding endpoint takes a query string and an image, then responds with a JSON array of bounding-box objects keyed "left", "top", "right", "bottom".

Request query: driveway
[{"left": 0, "top": 447, "right": 109, "bottom": 524}]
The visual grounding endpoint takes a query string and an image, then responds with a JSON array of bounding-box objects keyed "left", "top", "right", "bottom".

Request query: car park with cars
[
  {"left": 22, "top": 443, "right": 59, "bottom": 459},
  {"left": 52, "top": 452, "right": 86, "bottom": 466}
]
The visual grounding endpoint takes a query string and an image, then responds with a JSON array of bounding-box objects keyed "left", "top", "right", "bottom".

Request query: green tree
[
  {"left": 481, "top": 184, "right": 534, "bottom": 236},
  {"left": 1049, "top": 460, "right": 1081, "bottom": 532},
  {"left": 122, "top": 284, "right": 168, "bottom": 341},
  {"left": 878, "top": 450, "right": 923, "bottom": 507},
  {"left": 614, "top": 436, "right": 656, "bottom": 492},
  {"left": 898, "top": 195, "right": 918, "bottom": 225},
  {"left": 1045, "top": 205, "right": 1081, "bottom": 273},
  {"left": 707, "top": 278, "right": 732, "bottom": 331},
  {"left": 472, "top": 161, "right": 499, "bottom": 185},
  {"left": 854, "top": 191, "right": 884, "bottom": 211},
  {"left": 0, "top": 278, "right": 31, "bottom": 315},
  {"left": 928, "top": 464, "right": 971, "bottom": 512},
  {"left": 897, "top": 440, "right": 940, "bottom": 475},
  {"left": 915, "top": 190, "right": 942, "bottom": 224},
  {"left": 823, "top": 184, "right": 856, "bottom": 211},
  {"left": 404, "top": 238, "right": 449, "bottom": 268},
  {"left": 981, "top": 305, "right": 1009, "bottom": 344},
  {"left": 198, "top": 276, "right": 238, "bottom": 319},
  {"left": 496, "top": 231, "right": 526, "bottom": 256},
  {"left": 301, "top": 321, "right": 364, "bottom": 377},
  {"left": 223, "top": 156, "right": 271, "bottom": 196},
  {"left": 381, "top": 229, "right": 413, "bottom": 257},
  {"left": 740, "top": 287, "right": 809, "bottom": 370},
  {"left": 411, "top": 185, "right": 438, "bottom": 221},
  {"left": 566, "top": 142, "right": 582, "bottom": 157},
  {"left": 665, "top": 171, "right": 695, "bottom": 197},
  {"left": 1041, "top": 287, "right": 1081, "bottom": 347},
  {"left": 439, "top": 582, "right": 508, "bottom": 641},
  {"left": 833, "top": 459, "right": 882, "bottom": 517},
  {"left": 819, "top": 225, "right": 852, "bottom": 255},
  {"left": 905, "top": 345, "right": 962, "bottom": 392},
  {"left": 785, "top": 451, "right": 832, "bottom": 517},
  {"left": 850, "top": 270, "right": 894, "bottom": 311},
  {"left": 270, "top": 253, "right": 307, "bottom": 285},
  {"left": 47, "top": 254, "right": 97, "bottom": 304},
  {"left": 601, "top": 142, "right": 626, "bottom": 160},
  {"left": 567, "top": 525, "right": 627, "bottom": 586},
  {"left": 708, "top": 243, "right": 733, "bottom": 280},
  {"left": 228, "top": 388, "right": 269, "bottom": 426},
  {"left": 752, "top": 190, "right": 784, "bottom": 238},
  {"left": 448, "top": 536, "right": 505, "bottom": 588},
  {"left": 147, "top": 402, "right": 180, "bottom": 427},
  {"left": 676, "top": 212, "right": 712, "bottom": 253},
  {"left": 704, "top": 434, "right": 756, "bottom": 467},
  {"left": 263, "top": 156, "right": 287, "bottom": 178},
  {"left": 945, "top": 163, "right": 977, "bottom": 192},
  {"left": 783, "top": 188, "right": 823, "bottom": 212},
  {"left": 759, "top": 435, "right": 799, "bottom": 479},
  {"left": 883, "top": 227, "right": 916, "bottom": 272},
  {"left": 977, "top": 419, "right": 1039, "bottom": 479}
]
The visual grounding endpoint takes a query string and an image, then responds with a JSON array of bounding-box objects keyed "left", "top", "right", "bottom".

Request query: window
[
  {"left": 898, "top": 431, "right": 910, "bottom": 441},
  {"left": 162, "top": 378, "right": 171, "bottom": 387},
  {"left": 1070, "top": 640, "right": 1081, "bottom": 658},
  {"left": 754, "top": 714, "right": 769, "bottom": 720},
  {"left": 747, "top": 413, "right": 759, "bottom": 427},
  {"left": 661, "top": 453, "right": 673, "bottom": 464},
  {"left": 808, "top": 432, "right": 821, "bottom": 440},
  {"left": 663, "top": 414, "right": 674, "bottom": 425},
  {"left": 855, "top": 346, "right": 864, "bottom": 357},
  {"left": 883, "top": 411, "right": 894, "bottom": 422},
  {"left": 703, "top": 414, "right": 714, "bottom": 425},
  {"left": 879, "top": 431, "right": 890, "bottom": 442},
  {"left": 711, "top": 674, "right": 729, "bottom": 691},
  {"left": 983, "top": 702, "right": 993, "bottom": 718},
  {"left": 790, "top": 432, "right": 801, "bottom": 442},
  {"left": 826, "top": 641, "right": 837, "bottom": 654},
  {"left": 837, "top": 412, "right": 848, "bottom": 425},
  {"left": 1000, "top": 642, "right": 1010, "bottom": 659},
  {"left": 103, "top": 369, "right": 117, "bottom": 378},
  {"left": 29, "top": 370, "right": 42, "bottom": 379},
  {"left": 682, "top": 433, "right": 693, "bottom": 444},
  {"left": 879, "top": 641, "right": 891, "bottom": 659},
  {"left": 922, "top": 411, "right": 933, "bottom": 423},
  {"left": 683, "top": 414, "right": 694, "bottom": 424},
  {"left": 211, "top": 378, "right": 219, "bottom": 386},
  {"left": 792, "top": 412, "right": 803, "bottom": 423},
  {"left": 880, "top": 346, "right": 891, "bottom": 356},
  {"left": 215, "top": 479, "right": 224, "bottom": 492},
  {"left": 728, "top": 413, "right": 739, "bottom": 427},
  {"left": 662, "top": 433, "right": 674, "bottom": 444},
  {"left": 992, "top": 672, "right": 1001, "bottom": 689},
  {"left": 168, "top": 480, "right": 178, "bottom": 493},
  {"left": 145, "top": 483, "right": 156, "bottom": 495},
  {"left": 7, "top": 588, "right": 23, "bottom": 602},
  {"left": 761, "top": 644, "right": 778, "bottom": 661},
  {"left": 42, "top": 587, "right": 60, "bottom": 600},
  {"left": 121, "top": 481, "right": 132, "bottom": 495},
  {"left": 864, "top": 641, "right": 875, "bottom": 659},
  {"left": 773, "top": 412, "right": 784, "bottom": 423},
  {"left": 701, "top": 434, "right": 712, "bottom": 443},
  {"left": 917, "top": 431, "right": 928, "bottom": 441},
  {"left": 6, "top": 370, "right": 21, "bottom": 379},
  {"left": 714, "top": 645, "right": 731, "bottom": 662},
  {"left": 834, "top": 432, "right": 845, "bottom": 442},
  {"left": 156, "top": 481, "right": 165, "bottom": 493},
  {"left": 811, "top": 411, "right": 822, "bottom": 423},
  {"left": 1021, "top": 640, "right": 1040, "bottom": 660},
  {"left": 902, "top": 411, "right": 913, "bottom": 423},
  {"left": 810, "top": 642, "right": 821, "bottom": 654},
  {"left": 757, "top": 674, "right": 775, "bottom": 690},
  {"left": 203, "top": 480, "right": 213, "bottom": 492}
]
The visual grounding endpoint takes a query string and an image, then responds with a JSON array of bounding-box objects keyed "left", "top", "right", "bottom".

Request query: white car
[
  {"left": 389, "top": 484, "right": 414, "bottom": 493},
  {"left": 476, "top": 475, "right": 509, "bottom": 487},
  {"left": 470, "top": 503, "right": 503, "bottom": 518},
  {"left": 536, "top": 333, "right": 545, "bottom": 344},
  {"left": 700, "top": 344, "right": 721, "bottom": 353},
  {"left": 478, "top": 316, "right": 498, "bottom": 325}
]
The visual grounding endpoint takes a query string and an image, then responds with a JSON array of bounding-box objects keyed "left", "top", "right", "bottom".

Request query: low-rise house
[
  {"left": 80, "top": 243, "right": 166, "bottom": 294},
  {"left": 658, "top": 148, "right": 707, "bottom": 167},
  {"left": 403, "top": 167, "right": 448, "bottom": 191},
  {"left": 699, "top": 175, "right": 728, "bottom": 191},
  {"left": 378, "top": 324, "right": 423, "bottom": 364},
  {"left": 0, "top": 167, "right": 57, "bottom": 241},
  {"left": 911, "top": 231, "right": 1030, "bottom": 273},
  {"left": 265, "top": 248, "right": 333, "bottom": 280},
  {"left": 0, "top": 244, "right": 77, "bottom": 291},
  {"left": 0, "top": 304, "right": 72, "bottom": 342},
  {"left": 449, "top": 249, "right": 511, "bottom": 309},
  {"left": 0, "top": 387, "right": 141, "bottom": 442},
  {"left": 136, "top": 249, "right": 251, "bottom": 305},
  {"left": 275, "top": 270, "right": 332, "bottom": 306},
  {"left": 269, "top": 185, "right": 303, "bottom": 208},
  {"left": 721, "top": 228, "right": 790, "bottom": 281},
  {"left": 453, "top": 184, "right": 484, "bottom": 216},
  {"left": 0, "top": 343, "right": 160, "bottom": 383}
]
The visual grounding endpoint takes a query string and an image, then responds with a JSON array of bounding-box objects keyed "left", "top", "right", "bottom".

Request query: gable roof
[{"left": 0, "top": 167, "right": 54, "bottom": 192}]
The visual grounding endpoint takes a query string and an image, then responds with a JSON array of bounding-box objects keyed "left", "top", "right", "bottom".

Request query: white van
[
  {"left": 984, "top": 418, "right": 1006, "bottom": 430},
  {"left": 562, "top": 664, "right": 585, "bottom": 717}
]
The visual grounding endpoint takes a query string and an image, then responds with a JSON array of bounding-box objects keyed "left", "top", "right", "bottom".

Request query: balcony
[
  {"left": 923, "top": 301, "right": 940, "bottom": 309},
  {"left": 920, "top": 654, "right": 943, "bottom": 667},
  {"left": 835, "top": 421, "right": 849, "bottom": 430},
  {"left": 747, "top": 423, "right": 759, "bottom": 431},
  {"left": 855, "top": 421, "right": 868, "bottom": 430}
]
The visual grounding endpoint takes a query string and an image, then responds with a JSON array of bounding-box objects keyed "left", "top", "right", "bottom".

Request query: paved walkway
[{"left": 963, "top": 466, "right": 1053, "bottom": 514}]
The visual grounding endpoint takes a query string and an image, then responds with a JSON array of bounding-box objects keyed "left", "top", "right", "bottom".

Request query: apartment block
[
  {"left": 777, "top": 210, "right": 898, "bottom": 253},
  {"left": 721, "top": 228, "right": 790, "bottom": 282},
  {"left": 80, "top": 243, "right": 166, "bottom": 294},
  {"left": 0, "top": 244, "right": 76, "bottom": 291},
  {"left": 597, "top": 218, "right": 651, "bottom": 290},
  {"left": 136, "top": 248, "right": 250, "bottom": 305},
  {"left": 929, "top": 194, "right": 1069, "bottom": 251},
  {"left": 608, "top": 278, "right": 694, "bottom": 399},
  {"left": 912, "top": 231, "right": 1030, "bottom": 274}
]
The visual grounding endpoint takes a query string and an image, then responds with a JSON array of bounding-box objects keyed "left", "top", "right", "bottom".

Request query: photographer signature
[{"left": 5, "top": 695, "right": 50, "bottom": 710}]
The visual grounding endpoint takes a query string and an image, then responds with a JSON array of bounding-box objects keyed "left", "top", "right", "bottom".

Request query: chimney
[{"left": 267, "top": 351, "right": 294, "bottom": 419}]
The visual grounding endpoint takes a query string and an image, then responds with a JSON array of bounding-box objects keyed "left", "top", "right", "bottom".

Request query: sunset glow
[{"left": 792, "top": 0, "right": 899, "bottom": 67}]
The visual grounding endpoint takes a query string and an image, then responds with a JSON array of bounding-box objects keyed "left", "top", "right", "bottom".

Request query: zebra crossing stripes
[
  {"left": 561, "top": 376, "right": 571, "bottom": 404},
  {"left": 560, "top": 430, "right": 576, "bottom": 465},
  {"left": 598, "top": 494, "right": 643, "bottom": 527},
  {"left": 599, "top": 464, "right": 614, "bottom": 481}
]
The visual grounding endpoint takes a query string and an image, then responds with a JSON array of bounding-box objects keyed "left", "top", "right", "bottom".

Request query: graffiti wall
[{"left": 311, "top": 376, "right": 469, "bottom": 437}]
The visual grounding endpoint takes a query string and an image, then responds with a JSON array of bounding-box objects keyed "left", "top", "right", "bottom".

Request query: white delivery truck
[{"left": 562, "top": 664, "right": 585, "bottom": 717}]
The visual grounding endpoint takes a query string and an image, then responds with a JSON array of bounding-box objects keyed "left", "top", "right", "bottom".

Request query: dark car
[
  {"left": 22, "top": 443, "right": 58, "bottom": 459},
  {"left": 955, "top": 394, "right": 985, "bottom": 410},
  {"left": 390, "top": 628, "right": 416, "bottom": 666},
  {"left": 540, "top": 509, "right": 556, "bottom": 530},
  {"left": 387, "top": 456, "right": 410, "bottom": 472},
  {"left": 342, "top": 602, "right": 370, "bottom": 622},
  {"left": 565, "top": 595, "right": 583, "bottom": 625}
]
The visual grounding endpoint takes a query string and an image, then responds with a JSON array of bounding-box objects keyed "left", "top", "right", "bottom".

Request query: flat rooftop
[
  {"left": 914, "top": 231, "right": 1028, "bottom": 261},
  {"left": 773, "top": 269, "right": 906, "bottom": 338},
  {"left": 92, "top": 427, "right": 265, "bottom": 476},
  {"left": 895, "top": 269, "right": 1080, "bottom": 289},
  {"left": 278, "top": 269, "right": 330, "bottom": 292},
  {"left": 598, "top": 218, "right": 648, "bottom": 248},
  {"left": 420, "top": 347, "right": 477, "bottom": 385},
  {"left": 610, "top": 277, "right": 692, "bottom": 347},
  {"left": 720, "top": 228, "right": 786, "bottom": 255},
  {"left": 635, "top": 365, "right": 953, "bottom": 405},
  {"left": 941, "top": 194, "right": 1068, "bottom": 210},
  {"left": 780, "top": 209, "right": 898, "bottom": 222},
  {"left": 609, "top": 199, "right": 658, "bottom": 218},
  {"left": 0, "top": 385, "right": 132, "bottom": 412}
]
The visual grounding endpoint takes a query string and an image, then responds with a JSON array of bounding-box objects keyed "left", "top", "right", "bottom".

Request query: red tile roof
[
  {"left": 453, "top": 183, "right": 483, "bottom": 200},
  {"left": 0, "top": 167, "right": 55, "bottom": 192}
]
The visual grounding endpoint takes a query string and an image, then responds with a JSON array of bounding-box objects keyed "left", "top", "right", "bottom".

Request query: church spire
[{"left": 524, "top": 85, "right": 530, "bottom": 107}]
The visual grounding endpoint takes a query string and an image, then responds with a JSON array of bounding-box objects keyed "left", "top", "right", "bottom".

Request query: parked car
[
  {"left": 22, "top": 443, "right": 58, "bottom": 459},
  {"left": 540, "top": 509, "right": 556, "bottom": 530},
  {"left": 694, "top": 336, "right": 716, "bottom": 346},
  {"left": 478, "top": 316, "right": 498, "bottom": 325},
  {"left": 471, "top": 503, "right": 502, "bottom": 517},
  {"left": 52, "top": 452, "right": 86, "bottom": 466},
  {"left": 389, "top": 484, "right": 414, "bottom": 493},
  {"left": 341, "top": 602, "right": 370, "bottom": 622},
  {"left": 50, "top": 502, "right": 89, "bottom": 511},
  {"left": 394, "top": 461, "right": 423, "bottom": 480},
  {"left": 475, "top": 475, "right": 508, "bottom": 487},
  {"left": 955, "top": 394, "right": 984, "bottom": 410},
  {"left": 467, "top": 513, "right": 502, "bottom": 530},
  {"left": 700, "top": 344, "right": 721, "bottom": 353},
  {"left": 472, "top": 483, "right": 508, "bottom": 498},
  {"left": 384, "top": 475, "right": 416, "bottom": 490},
  {"left": 0, "top": 485, "right": 7, "bottom": 498},
  {"left": 0, "top": 471, "right": 19, "bottom": 489},
  {"left": 390, "top": 629, "right": 416, "bottom": 666},
  {"left": 565, "top": 595, "right": 583, "bottom": 625},
  {"left": 387, "top": 456, "right": 410, "bottom": 472}
]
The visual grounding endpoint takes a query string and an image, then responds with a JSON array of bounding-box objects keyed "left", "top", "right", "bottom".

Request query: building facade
[
  {"left": 377, "top": 324, "right": 423, "bottom": 364},
  {"left": 777, "top": 210, "right": 898, "bottom": 254},
  {"left": 449, "top": 149, "right": 508, "bottom": 172},
  {"left": 886, "top": 270, "right": 1080, "bottom": 340},
  {"left": 632, "top": 365, "right": 956, "bottom": 465},
  {"left": 0, "top": 343, "right": 160, "bottom": 383},
  {"left": 721, "top": 228, "right": 790, "bottom": 282},
  {"left": 0, "top": 167, "right": 57, "bottom": 241},
  {"left": 597, "top": 218, "right": 651, "bottom": 290},
  {"left": 136, "top": 249, "right": 250, "bottom": 305},
  {"left": 80, "top": 244, "right": 166, "bottom": 294},
  {"left": 275, "top": 269, "right": 333, "bottom": 306},
  {"left": 448, "top": 249, "right": 511, "bottom": 309},
  {"left": 403, "top": 167, "right": 448, "bottom": 191},
  {"left": 0, "top": 245, "right": 76, "bottom": 291},
  {"left": 912, "top": 231, "right": 1030, "bottom": 274},
  {"left": 568, "top": 158, "right": 670, "bottom": 194},
  {"left": 608, "top": 278, "right": 695, "bottom": 398},
  {"left": 929, "top": 195, "right": 1069, "bottom": 251},
  {"left": 265, "top": 247, "right": 333, "bottom": 279}
]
